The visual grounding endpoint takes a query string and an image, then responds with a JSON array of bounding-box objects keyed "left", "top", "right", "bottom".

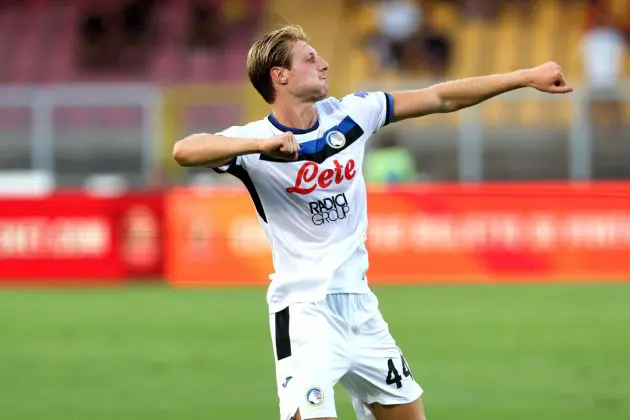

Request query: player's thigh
[
  {"left": 368, "top": 397, "right": 426, "bottom": 420},
  {"left": 343, "top": 297, "right": 424, "bottom": 419},
  {"left": 341, "top": 349, "right": 423, "bottom": 420},
  {"left": 270, "top": 303, "right": 348, "bottom": 420}
]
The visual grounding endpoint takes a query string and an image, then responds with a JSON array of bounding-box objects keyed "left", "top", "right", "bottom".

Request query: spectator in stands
[
  {"left": 186, "top": 0, "right": 223, "bottom": 49},
  {"left": 119, "top": 0, "right": 155, "bottom": 45},
  {"left": 369, "top": 0, "right": 423, "bottom": 71},
  {"left": 116, "top": 0, "right": 156, "bottom": 71},
  {"left": 366, "top": 0, "right": 451, "bottom": 77},
  {"left": 580, "top": 0, "right": 627, "bottom": 126},
  {"left": 78, "top": 0, "right": 156, "bottom": 72},
  {"left": 416, "top": 20, "right": 452, "bottom": 77},
  {"left": 78, "top": 5, "right": 117, "bottom": 70}
]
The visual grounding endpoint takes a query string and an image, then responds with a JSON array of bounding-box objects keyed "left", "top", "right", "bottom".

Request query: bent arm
[
  {"left": 391, "top": 70, "right": 530, "bottom": 121},
  {"left": 172, "top": 133, "right": 261, "bottom": 168}
]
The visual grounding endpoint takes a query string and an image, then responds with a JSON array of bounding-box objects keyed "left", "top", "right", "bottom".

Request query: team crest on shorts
[
  {"left": 306, "top": 387, "right": 324, "bottom": 406},
  {"left": 325, "top": 130, "right": 346, "bottom": 149}
]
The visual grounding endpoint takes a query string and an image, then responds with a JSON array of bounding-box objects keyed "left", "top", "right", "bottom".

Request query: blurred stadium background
[{"left": 0, "top": 0, "right": 629, "bottom": 419}]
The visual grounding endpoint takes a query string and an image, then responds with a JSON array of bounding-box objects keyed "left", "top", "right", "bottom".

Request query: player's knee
[
  {"left": 368, "top": 399, "right": 426, "bottom": 420},
  {"left": 291, "top": 410, "right": 336, "bottom": 420}
]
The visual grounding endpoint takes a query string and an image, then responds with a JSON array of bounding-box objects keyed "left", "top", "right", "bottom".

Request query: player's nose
[{"left": 318, "top": 57, "right": 329, "bottom": 72}]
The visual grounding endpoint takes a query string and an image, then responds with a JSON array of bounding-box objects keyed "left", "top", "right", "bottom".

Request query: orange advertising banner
[{"left": 165, "top": 182, "right": 630, "bottom": 286}]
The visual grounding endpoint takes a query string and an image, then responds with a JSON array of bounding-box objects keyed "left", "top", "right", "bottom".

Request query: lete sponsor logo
[{"left": 286, "top": 159, "right": 356, "bottom": 195}]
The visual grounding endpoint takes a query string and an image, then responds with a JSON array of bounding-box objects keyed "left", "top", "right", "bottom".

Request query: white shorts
[{"left": 269, "top": 292, "right": 423, "bottom": 420}]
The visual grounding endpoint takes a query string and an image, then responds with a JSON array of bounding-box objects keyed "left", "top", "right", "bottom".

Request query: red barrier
[
  {"left": 0, "top": 192, "right": 164, "bottom": 283},
  {"left": 165, "top": 182, "right": 630, "bottom": 286}
]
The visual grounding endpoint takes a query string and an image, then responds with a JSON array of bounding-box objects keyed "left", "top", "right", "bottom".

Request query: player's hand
[
  {"left": 258, "top": 132, "right": 300, "bottom": 161},
  {"left": 525, "top": 61, "right": 574, "bottom": 94}
]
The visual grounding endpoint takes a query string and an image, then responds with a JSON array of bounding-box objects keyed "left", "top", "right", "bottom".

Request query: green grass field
[{"left": 0, "top": 283, "right": 629, "bottom": 420}]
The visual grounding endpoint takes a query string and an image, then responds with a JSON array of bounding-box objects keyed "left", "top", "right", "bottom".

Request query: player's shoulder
[
  {"left": 315, "top": 91, "right": 385, "bottom": 114},
  {"left": 338, "top": 91, "right": 390, "bottom": 113},
  {"left": 217, "top": 118, "right": 269, "bottom": 138},
  {"left": 341, "top": 91, "right": 388, "bottom": 103},
  {"left": 314, "top": 96, "right": 343, "bottom": 116}
]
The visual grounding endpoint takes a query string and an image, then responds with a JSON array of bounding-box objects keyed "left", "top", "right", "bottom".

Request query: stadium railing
[{"left": 0, "top": 81, "right": 629, "bottom": 187}]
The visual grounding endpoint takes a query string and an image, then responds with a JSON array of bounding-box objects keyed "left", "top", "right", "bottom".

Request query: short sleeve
[
  {"left": 212, "top": 125, "right": 254, "bottom": 174},
  {"left": 340, "top": 91, "right": 394, "bottom": 135}
]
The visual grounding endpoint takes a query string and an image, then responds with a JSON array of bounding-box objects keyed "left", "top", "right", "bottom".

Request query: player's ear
[{"left": 271, "top": 67, "right": 289, "bottom": 86}]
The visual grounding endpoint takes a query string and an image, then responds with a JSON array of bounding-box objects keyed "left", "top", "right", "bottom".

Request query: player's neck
[{"left": 270, "top": 99, "right": 318, "bottom": 132}]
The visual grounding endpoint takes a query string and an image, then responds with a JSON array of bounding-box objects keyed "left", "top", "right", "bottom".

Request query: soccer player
[{"left": 173, "top": 25, "right": 572, "bottom": 420}]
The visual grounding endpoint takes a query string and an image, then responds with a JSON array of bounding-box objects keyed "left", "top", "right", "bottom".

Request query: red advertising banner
[
  {"left": 165, "top": 188, "right": 274, "bottom": 286},
  {"left": 0, "top": 192, "right": 164, "bottom": 283},
  {"left": 165, "top": 182, "right": 630, "bottom": 286}
]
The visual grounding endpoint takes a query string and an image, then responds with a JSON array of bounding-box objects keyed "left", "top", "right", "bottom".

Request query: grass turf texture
[{"left": 0, "top": 283, "right": 628, "bottom": 420}]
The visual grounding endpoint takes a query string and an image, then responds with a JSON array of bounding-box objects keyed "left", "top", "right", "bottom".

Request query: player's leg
[
  {"left": 341, "top": 291, "right": 425, "bottom": 420},
  {"left": 367, "top": 398, "right": 426, "bottom": 420},
  {"left": 291, "top": 411, "right": 335, "bottom": 420},
  {"left": 269, "top": 301, "right": 349, "bottom": 420},
  {"left": 341, "top": 356, "right": 426, "bottom": 420}
]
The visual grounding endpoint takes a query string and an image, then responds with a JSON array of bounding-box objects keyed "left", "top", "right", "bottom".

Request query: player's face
[{"left": 286, "top": 41, "right": 329, "bottom": 101}]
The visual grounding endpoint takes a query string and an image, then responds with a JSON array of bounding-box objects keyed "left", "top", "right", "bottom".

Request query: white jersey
[{"left": 213, "top": 91, "right": 394, "bottom": 313}]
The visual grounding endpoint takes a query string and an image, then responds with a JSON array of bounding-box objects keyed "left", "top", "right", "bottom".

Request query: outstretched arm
[{"left": 390, "top": 61, "right": 573, "bottom": 122}]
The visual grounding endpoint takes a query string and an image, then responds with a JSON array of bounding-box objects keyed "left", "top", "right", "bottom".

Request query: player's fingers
[
  {"left": 277, "top": 139, "right": 289, "bottom": 155},
  {"left": 282, "top": 133, "right": 294, "bottom": 154},
  {"left": 290, "top": 138, "right": 298, "bottom": 155},
  {"left": 292, "top": 136, "right": 300, "bottom": 154},
  {"left": 552, "top": 73, "right": 573, "bottom": 93},
  {"left": 558, "top": 72, "right": 568, "bottom": 85},
  {"left": 287, "top": 134, "right": 295, "bottom": 153},
  {"left": 277, "top": 133, "right": 299, "bottom": 158}
]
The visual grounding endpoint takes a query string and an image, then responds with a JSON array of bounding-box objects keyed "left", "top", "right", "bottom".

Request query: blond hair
[{"left": 247, "top": 25, "right": 309, "bottom": 104}]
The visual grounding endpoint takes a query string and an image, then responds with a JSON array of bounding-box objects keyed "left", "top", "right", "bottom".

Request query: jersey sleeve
[
  {"left": 340, "top": 91, "right": 394, "bottom": 135},
  {"left": 212, "top": 125, "right": 258, "bottom": 174}
]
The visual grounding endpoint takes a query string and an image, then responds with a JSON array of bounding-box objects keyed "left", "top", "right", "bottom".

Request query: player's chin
[
  {"left": 304, "top": 84, "right": 328, "bottom": 102},
  {"left": 314, "top": 87, "right": 328, "bottom": 101}
]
